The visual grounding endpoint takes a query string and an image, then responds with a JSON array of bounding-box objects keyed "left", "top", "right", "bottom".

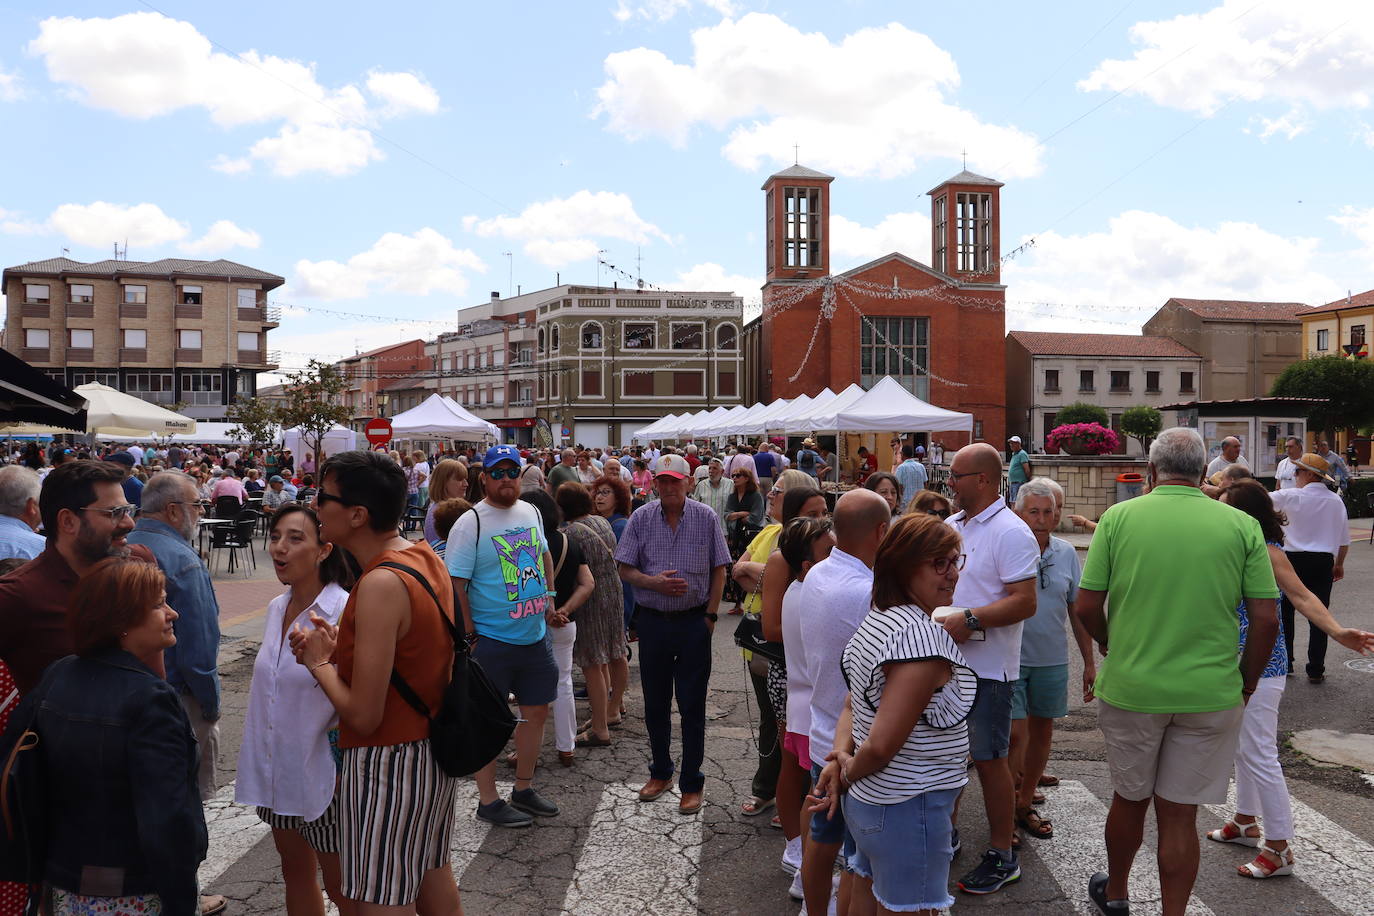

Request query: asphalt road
[{"left": 198, "top": 527, "right": 1374, "bottom": 915}]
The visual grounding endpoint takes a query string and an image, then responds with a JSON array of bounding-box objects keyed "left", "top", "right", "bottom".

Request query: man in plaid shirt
[{"left": 616, "top": 453, "right": 731, "bottom": 816}]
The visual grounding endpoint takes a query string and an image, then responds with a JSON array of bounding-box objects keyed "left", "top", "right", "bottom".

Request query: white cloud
[
  {"left": 1251, "top": 110, "right": 1311, "bottom": 140},
  {"left": 0, "top": 207, "right": 43, "bottom": 235},
  {"left": 594, "top": 14, "right": 1042, "bottom": 179},
  {"left": 0, "top": 65, "right": 22, "bottom": 101},
  {"left": 1080, "top": 1, "right": 1374, "bottom": 116},
  {"left": 672, "top": 261, "right": 762, "bottom": 320},
  {"left": 293, "top": 228, "right": 486, "bottom": 300},
  {"left": 210, "top": 154, "right": 252, "bottom": 175},
  {"left": 465, "top": 190, "right": 670, "bottom": 267},
  {"left": 48, "top": 201, "right": 190, "bottom": 248},
  {"left": 27, "top": 12, "right": 440, "bottom": 177},
  {"left": 1003, "top": 210, "right": 1343, "bottom": 334},
  {"left": 831, "top": 210, "right": 932, "bottom": 269},
  {"left": 181, "top": 219, "right": 262, "bottom": 255},
  {"left": 613, "top": 0, "right": 737, "bottom": 22},
  {"left": 1331, "top": 204, "right": 1374, "bottom": 265}
]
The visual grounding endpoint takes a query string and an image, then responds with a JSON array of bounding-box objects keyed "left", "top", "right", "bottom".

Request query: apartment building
[
  {"left": 1296, "top": 288, "right": 1374, "bottom": 359},
  {"left": 428, "top": 287, "right": 744, "bottom": 448},
  {"left": 336, "top": 339, "right": 428, "bottom": 429},
  {"left": 2, "top": 256, "right": 282, "bottom": 420},
  {"left": 1143, "top": 298, "right": 1304, "bottom": 400}
]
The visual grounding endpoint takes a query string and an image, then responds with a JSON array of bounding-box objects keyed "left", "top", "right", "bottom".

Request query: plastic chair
[
  {"left": 210, "top": 509, "right": 259, "bottom": 576},
  {"left": 213, "top": 495, "right": 242, "bottom": 519}
]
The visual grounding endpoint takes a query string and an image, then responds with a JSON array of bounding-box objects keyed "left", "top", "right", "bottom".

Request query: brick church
[{"left": 741, "top": 164, "right": 1008, "bottom": 447}]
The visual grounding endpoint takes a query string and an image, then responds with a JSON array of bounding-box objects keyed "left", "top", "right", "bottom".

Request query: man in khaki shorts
[{"left": 1073, "top": 428, "right": 1279, "bottom": 916}]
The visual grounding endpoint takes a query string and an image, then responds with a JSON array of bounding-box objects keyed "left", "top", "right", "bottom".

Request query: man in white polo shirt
[
  {"left": 943, "top": 443, "right": 1039, "bottom": 895},
  {"left": 1271, "top": 452, "right": 1350, "bottom": 683}
]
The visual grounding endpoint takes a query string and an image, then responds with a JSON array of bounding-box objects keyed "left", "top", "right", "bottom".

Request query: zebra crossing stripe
[
  {"left": 558, "top": 781, "right": 702, "bottom": 916},
  {"left": 1206, "top": 784, "right": 1374, "bottom": 915},
  {"left": 200, "top": 782, "right": 272, "bottom": 888},
  {"left": 1035, "top": 781, "right": 1216, "bottom": 915}
]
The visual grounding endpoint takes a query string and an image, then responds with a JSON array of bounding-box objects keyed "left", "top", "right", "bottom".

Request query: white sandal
[
  {"left": 1206, "top": 817, "right": 1261, "bottom": 847},
  {"left": 1238, "top": 844, "right": 1294, "bottom": 878}
]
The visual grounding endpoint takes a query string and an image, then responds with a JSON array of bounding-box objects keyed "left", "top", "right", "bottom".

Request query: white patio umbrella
[{"left": 77, "top": 383, "right": 196, "bottom": 437}]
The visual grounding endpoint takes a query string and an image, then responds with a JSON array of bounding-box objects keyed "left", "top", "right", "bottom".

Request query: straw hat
[
  {"left": 802, "top": 437, "right": 817, "bottom": 449},
  {"left": 1293, "top": 452, "right": 1335, "bottom": 484}
]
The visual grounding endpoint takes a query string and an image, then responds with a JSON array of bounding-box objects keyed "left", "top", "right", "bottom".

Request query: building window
[
  {"left": 1043, "top": 412, "right": 1058, "bottom": 441},
  {"left": 71, "top": 370, "right": 117, "bottom": 387},
  {"left": 69, "top": 284, "right": 94, "bottom": 303},
  {"left": 537, "top": 328, "right": 546, "bottom": 352},
  {"left": 440, "top": 356, "right": 451, "bottom": 373},
  {"left": 178, "top": 330, "right": 202, "bottom": 349},
  {"left": 1352, "top": 325, "right": 1366, "bottom": 346},
  {"left": 718, "top": 370, "right": 737, "bottom": 397},
  {"left": 123, "top": 285, "right": 147, "bottom": 304},
  {"left": 551, "top": 325, "right": 560, "bottom": 351},
  {"left": 550, "top": 371, "right": 559, "bottom": 398},
  {"left": 955, "top": 192, "right": 992, "bottom": 272},
  {"left": 237, "top": 331, "right": 259, "bottom": 351},
  {"left": 123, "top": 329, "right": 147, "bottom": 348},
  {"left": 1316, "top": 328, "right": 1329, "bottom": 351},
  {"left": 1043, "top": 369, "right": 1059, "bottom": 392},
  {"left": 24, "top": 284, "right": 49, "bottom": 303},
  {"left": 623, "top": 323, "right": 656, "bottom": 350},
  {"left": 716, "top": 324, "right": 738, "bottom": 350},
  {"left": 69, "top": 329, "right": 94, "bottom": 348},
  {"left": 582, "top": 369, "right": 602, "bottom": 397},
  {"left": 671, "top": 322, "right": 704, "bottom": 350},
  {"left": 581, "top": 321, "right": 603, "bottom": 350},
  {"left": 180, "top": 371, "right": 223, "bottom": 406},
  {"left": 1145, "top": 370, "right": 1160, "bottom": 393},
  {"left": 932, "top": 195, "right": 947, "bottom": 273},
  {"left": 1079, "top": 369, "right": 1095, "bottom": 392},
  {"left": 181, "top": 285, "right": 203, "bottom": 305},
  {"left": 126, "top": 371, "right": 174, "bottom": 403},
  {"left": 625, "top": 371, "right": 654, "bottom": 397},
  {"left": 784, "top": 186, "right": 822, "bottom": 268},
  {"left": 538, "top": 374, "right": 546, "bottom": 400},
  {"left": 1179, "top": 371, "right": 1195, "bottom": 393},
  {"left": 237, "top": 289, "right": 257, "bottom": 309},
  {"left": 24, "top": 329, "right": 49, "bottom": 348},
  {"left": 859, "top": 316, "right": 929, "bottom": 399},
  {"left": 1109, "top": 370, "right": 1130, "bottom": 393},
  {"left": 672, "top": 371, "right": 702, "bottom": 397}
]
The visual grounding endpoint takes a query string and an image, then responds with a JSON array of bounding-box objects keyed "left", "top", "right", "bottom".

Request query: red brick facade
[{"left": 749, "top": 167, "right": 1008, "bottom": 447}]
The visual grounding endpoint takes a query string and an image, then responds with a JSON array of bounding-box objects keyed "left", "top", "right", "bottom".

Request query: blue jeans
[
  {"left": 844, "top": 788, "right": 960, "bottom": 912},
  {"left": 635, "top": 606, "right": 712, "bottom": 793}
]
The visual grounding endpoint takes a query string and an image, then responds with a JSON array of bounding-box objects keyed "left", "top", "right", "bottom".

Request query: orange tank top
[{"left": 334, "top": 542, "right": 454, "bottom": 748}]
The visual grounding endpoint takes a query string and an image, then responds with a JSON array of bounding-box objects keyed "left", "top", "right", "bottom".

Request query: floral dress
[{"left": 563, "top": 515, "right": 628, "bottom": 667}]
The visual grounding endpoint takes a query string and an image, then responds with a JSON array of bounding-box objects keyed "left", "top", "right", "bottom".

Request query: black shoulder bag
[{"left": 379, "top": 561, "right": 516, "bottom": 778}]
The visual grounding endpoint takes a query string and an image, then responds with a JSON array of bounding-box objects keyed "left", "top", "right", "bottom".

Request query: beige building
[
  {"left": 1295, "top": 288, "right": 1374, "bottom": 359},
  {"left": 1005, "top": 331, "right": 1200, "bottom": 455},
  {"left": 2, "top": 256, "right": 282, "bottom": 420},
  {"left": 1142, "top": 297, "right": 1303, "bottom": 400},
  {"left": 426, "top": 300, "right": 539, "bottom": 442}
]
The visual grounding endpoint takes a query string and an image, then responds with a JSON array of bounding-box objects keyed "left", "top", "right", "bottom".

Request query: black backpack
[{"left": 380, "top": 561, "right": 516, "bottom": 778}]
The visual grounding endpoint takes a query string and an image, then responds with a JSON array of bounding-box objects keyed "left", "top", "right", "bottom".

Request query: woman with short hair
[
  {"left": 863, "top": 471, "right": 902, "bottom": 516},
  {"left": 422, "top": 459, "right": 469, "bottom": 544}
]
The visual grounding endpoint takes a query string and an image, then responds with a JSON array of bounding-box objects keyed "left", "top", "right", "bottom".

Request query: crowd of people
[{"left": 0, "top": 427, "right": 1370, "bottom": 915}]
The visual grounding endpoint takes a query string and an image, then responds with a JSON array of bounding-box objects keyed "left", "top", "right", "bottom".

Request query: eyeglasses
[
  {"left": 732, "top": 472, "right": 751, "bottom": 479},
  {"left": 314, "top": 489, "right": 356, "bottom": 508},
  {"left": 168, "top": 501, "right": 205, "bottom": 514},
  {"left": 769, "top": 487, "right": 783, "bottom": 496},
  {"left": 947, "top": 470, "right": 983, "bottom": 482},
  {"left": 486, "top": 467, "right": 521, "bottom": 480},
  {"left": 593, "top": 488, "right": 614, "bottom": 497},
  {"left": 931, "top": 554, "right": 966, "bottom": 575},
  {"left": 1038, "top": 557, "right": 1054, "bottom": 589},
  {"left": 81, "top": 504, "right": 137, "bottom": 521},
  {"left": 924, "top": 508, "right": 950, "bottom": 519}
]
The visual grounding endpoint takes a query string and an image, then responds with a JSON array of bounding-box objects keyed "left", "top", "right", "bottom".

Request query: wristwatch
[
  {"left": 963, "top": 609, "right": 982, "bottom": 631},
  {"left": 705, "top": 612, "right": 719, "bottom": 622}
]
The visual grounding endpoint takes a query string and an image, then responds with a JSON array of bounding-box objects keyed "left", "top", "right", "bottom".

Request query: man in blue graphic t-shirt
[{"left": 449, "top": 444, "right": 559, "bottom": 827}]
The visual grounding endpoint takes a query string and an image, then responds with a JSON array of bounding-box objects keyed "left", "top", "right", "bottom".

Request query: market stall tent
[
  {"left": 283, "top": 426, "right": 357, "bottom": 460},
  {"left": 630, "top": 413, "right": 681, "bottom": 441},
  {"left": 387, "top": 394, "right": 498, "bottom": 440},
  {"left": 825, "top": 375, "right": 973, "bottom": 433}
]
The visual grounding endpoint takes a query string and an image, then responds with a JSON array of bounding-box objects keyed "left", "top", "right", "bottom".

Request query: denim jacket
[{"left": 25, "top": 650, "right": 206, "bottom": 912}]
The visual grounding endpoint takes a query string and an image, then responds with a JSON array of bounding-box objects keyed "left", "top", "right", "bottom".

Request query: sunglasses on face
[
  {"left": 486, "top": 467, "right": 521, "bottom": 480},
  {"left": 925, "top": 508, "right": 950, "bottom": 519},
  {"left": 81, "top": 504, "right": 137, "bottom": 521},
  {"left": 732, "top": 472, "right": 750, "bottom": 478},
  {"left": 313, "top": 489, "right": 355, "bottom": 508}
]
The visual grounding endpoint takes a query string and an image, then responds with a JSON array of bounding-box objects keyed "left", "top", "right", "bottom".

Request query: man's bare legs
[
  {"left": 1154, "top": 796, "right": 1200, "bottom": 916},
  {"left": 1103, "top": 793, "right": 1149, "bottom": 901}
]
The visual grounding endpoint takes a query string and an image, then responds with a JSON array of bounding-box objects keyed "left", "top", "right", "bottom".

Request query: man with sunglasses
[{"left": 0, "top": 460, "right": 155, "bottom": 693}]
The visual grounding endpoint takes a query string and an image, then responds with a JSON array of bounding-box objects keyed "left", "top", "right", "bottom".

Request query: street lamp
[{"left": 377, "top": 392, "right": 389, "bottom": 418}]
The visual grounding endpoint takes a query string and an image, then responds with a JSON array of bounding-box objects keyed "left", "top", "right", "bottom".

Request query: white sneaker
[
  {"left": 788, "top": 870, "right": 804, "bottom": 901},
  {"left": 796, "top": 875, "right": 840, "bottom": 915},
  {"left": 781, "top": 836, "right": 803, "bottom": 875}
]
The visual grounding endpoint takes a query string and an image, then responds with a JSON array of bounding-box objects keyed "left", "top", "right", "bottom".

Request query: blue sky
[{"left": 3, "top": 0, "right": 1373, "bottom": 383}]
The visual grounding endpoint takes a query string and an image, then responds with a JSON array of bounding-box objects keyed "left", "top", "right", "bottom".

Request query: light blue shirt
[
  {"left": 1019, "top": 536, "right": 1080, "bottom": 668},
  {"left": 1009, "top": 449, "right": 1032, "bottom": 485},
  {"left": 894, "top": 458, "right": 928, "bottom": 508},
  {"left": 446, "top": 500, "right": 550, "bottom": 645},
  {"left": 0, "top": 515, "right": 44, "bottom": 562}
]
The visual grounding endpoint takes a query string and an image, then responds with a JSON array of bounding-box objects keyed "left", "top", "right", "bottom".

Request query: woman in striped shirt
[{"left": 811, "top": 513, "right": 978, "bottom": 915}]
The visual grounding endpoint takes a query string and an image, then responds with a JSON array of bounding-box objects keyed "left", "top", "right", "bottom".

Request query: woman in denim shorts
[{"left": 811, "top": 514, "right": 978, "bottom": 914}]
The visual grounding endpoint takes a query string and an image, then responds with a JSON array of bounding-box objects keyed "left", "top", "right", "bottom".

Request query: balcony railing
[
  {"left": 67, "top": 302, "right": 94, "bottom": 318},
  {"left": 183, "top": 390, "right": 224, "bottom": 406},
  {"left": 66, "top": 347, "right": 94, "bottom": 363},
  {"left": 176, "top": 304, "right": 203, "bottom": 320},
  {"left": 175, "top": 348, "right": 203, "bottom": 363},
  {"left": 21, "top": 302, "right": 49, "bottom": 318},
  {"left": 119, "top": 347, "right": 147, "bottom": 363},
  {"left": 130, "top": 390, "right": 175, "bottom": 405},
  {"left": 121, "top": 303, "right": 148, "bottom": 319},
  {"left": 20, "top": 347, "right": 49, "bottom": 363}
]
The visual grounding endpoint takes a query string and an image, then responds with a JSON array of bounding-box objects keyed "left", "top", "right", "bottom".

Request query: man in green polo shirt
[{"left": 1073, "top": 427, "right": 1278, "bottom": 916}]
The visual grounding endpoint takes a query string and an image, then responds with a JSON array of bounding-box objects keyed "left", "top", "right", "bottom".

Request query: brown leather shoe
[
  {"left": 558, "top": 751, "right": 575, "bottom": 767},
  {"left": 679, "top": 791, "right": 703, "bottom": 815},
  {"left": 638, "top": 777, "right": 671, "bottom": 802}
]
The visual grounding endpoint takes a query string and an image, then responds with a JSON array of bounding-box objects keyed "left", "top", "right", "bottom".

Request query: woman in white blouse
[
  {"left": 236, "top": 505, "right": 356, "bottom": 915},
  {"left": 811, "top": 513, "right": 978, "bottom": 916}
]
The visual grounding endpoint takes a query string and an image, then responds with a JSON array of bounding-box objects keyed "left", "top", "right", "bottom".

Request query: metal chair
[
  {"left": 210, "top": 509, "right": 259, "bottom": 576},
  {"left": 402, "top": 505, "right": 427, "bottom": 536}
]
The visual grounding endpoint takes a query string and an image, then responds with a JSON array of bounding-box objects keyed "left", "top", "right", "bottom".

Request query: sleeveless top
[
  {"left": 334, "top": 542, "right": 454, "bottom": 748},
  {"left": 1237, "top": 541, "right": 1288, "bottom": 680}
]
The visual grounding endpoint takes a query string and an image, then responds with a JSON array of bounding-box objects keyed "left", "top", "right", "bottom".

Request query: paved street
[{"left": 199, "top": 528, "right": 1374, "bottom": 915}]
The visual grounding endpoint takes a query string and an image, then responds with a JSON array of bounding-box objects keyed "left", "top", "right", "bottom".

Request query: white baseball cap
[
  {"left": 1008, "top": 436, "right": 1022, "bottom": 444},
  {"left": 655, "top": 454, "right": 691, "bottom": 479}
]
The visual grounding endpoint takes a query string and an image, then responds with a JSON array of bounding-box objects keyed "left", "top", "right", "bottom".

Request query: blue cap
[
  {"left": 482, "top": 444, "right": 524, "bottom": 469},
  {"left": 106, "top": 452, "right": 135, "bottom": 467}
]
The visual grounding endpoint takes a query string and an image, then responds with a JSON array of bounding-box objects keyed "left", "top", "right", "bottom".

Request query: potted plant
[{"left": 1046, "top": 422, "right": 1120, "bottom": 456}]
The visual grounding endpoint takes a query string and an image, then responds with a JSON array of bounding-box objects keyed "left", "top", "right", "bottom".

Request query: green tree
[
  {"left": 277, "top": 360, "right": 353, "bottom": 470},
  {"left": 1269, "top": 355, "right": 1374, "bottom": 441},
  {"left": 1054, "top": 401, "right": 1109, "bottom": 427},
  {"left": 226, "top": 397, "right": 282, "bottom": 452},
  {"left": 1120, "top": 405, "right": 1162, "bottom": 452}
]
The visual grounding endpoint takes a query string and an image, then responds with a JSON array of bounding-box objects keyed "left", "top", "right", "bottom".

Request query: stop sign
[{"left": 364, "top": 417, "right": 393, "bottom": 446}]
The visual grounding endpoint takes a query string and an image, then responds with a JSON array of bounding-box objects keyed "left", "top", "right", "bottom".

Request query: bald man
[
  {"left": 1205, "top": 436, "right": 1249, "bottom": 479},
  {"left": 796, "top": 488, "right": 891, "bottom": 914},
  {"left": 548, "top": 447, "right": 580, "bottom": 490},
  {"left": 945, "top": 443, "right": 1040, "bottom": 895}
]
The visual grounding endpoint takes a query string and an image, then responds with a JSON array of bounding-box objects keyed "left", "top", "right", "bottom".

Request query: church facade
[{"left": 741, "top": 164, "right": 1008, "bottom": 447}]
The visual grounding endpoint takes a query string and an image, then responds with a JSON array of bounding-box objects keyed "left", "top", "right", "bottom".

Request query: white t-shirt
[
  {"left": 781, "top": 580, "right": 811, "bottom": 737},
  {"left": 798, "top": 548, "right": 874, "bottom": 767},
  {"left": 1206, "top": 454, "right": 1250, "bottom": 478},
  {"left": 842, "top": 604, "right": 977, "bottom": 804},
  {"left": 1275, "top": 457, "right": 1299, "bottom": 489},
  {"left": 946, "top": 500, "right": 1040, "bottom": 681},
  {"left": 1270, "top": 483, "right": 1351, "bottom": 555}
]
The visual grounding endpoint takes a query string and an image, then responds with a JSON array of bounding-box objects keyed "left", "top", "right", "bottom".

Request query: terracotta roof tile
[
  {"left": 1164, "top": 297, "right": 1306, "bottom": 321},
  {"left": 4, "top": 256, "right": 283, "bottom": 288},
  {"left": 1298, "top": 288, "right": 1374, "bottom": 317},
  {"left": 1008, "top": 330, "right": 1199, "bottom": 358}
]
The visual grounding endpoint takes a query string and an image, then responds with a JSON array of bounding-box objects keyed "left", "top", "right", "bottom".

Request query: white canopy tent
[
  {"left": 693, "top": 404, "right": 755, "bottom": 438},
  {"left": 388, "top": 394, "right": 498, "bottom": 440},
  {"left": 766, "top": 390, "right": 830, "bottom": 433},
  {"left": 630, "top": 413, "right": 681, "bottom": 441},
  {"left": 732, "top": 398, "right": 793, "bottom": 436},
  {"left": 283, "top": 425, "right": 357, "bottom": 460},
  {"left": 823, "top": 375, "right": 973, "bottom": 433},
  {"left": 102, "top": 422, "right": 266, "bottom": 446},
  {"left": 786, "top": 383, "right": 870, "bottom": 433},
  {"left": 670, "top": 406, "right": 729, "bottom": 439}
]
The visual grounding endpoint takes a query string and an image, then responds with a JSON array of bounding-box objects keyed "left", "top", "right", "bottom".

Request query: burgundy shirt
[{"left": 0, "top": 545, "right": 155, "bottom": 694}]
